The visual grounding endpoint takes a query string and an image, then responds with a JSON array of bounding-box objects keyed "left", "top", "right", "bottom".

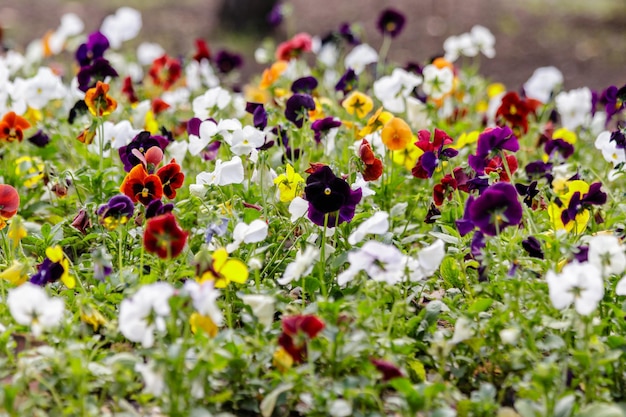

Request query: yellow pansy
[
  {"left": 0, "top": 260, "right": 29, "bottom": 285},
  {"left": 15, "top": 156, "right": 45, "bottom": 189},
  {"left": 452, "top": 131, "right": 480, "bottom": 150},
  {"left": 381, "top": 117, "right": 413, "bottom": 151},
  {"left": 547, "top": 180, "right": 590, "bottom": 232},
  {"left": 198, "top": 248, "right": 248, "bottom": 288},
  {"left": 273, "top": 164, "right": 305, "bottom": 203},
  {"left": 7, "top": 216, "right": 27, "bottom": 249},
  {"left": 342, "top": 91, "right": 374, "bottom": 119},
  {"left": 391, "top": 144, "right": 423, "bottom": 171},
  {"left": 144, "top": 110, "right": 159, "bottom": 134},
  {"left": 190, "top": 312, "right": 218, "bottom": 337},
  {"left": 273, "top": 347, "right": 294, "bottom": 372},
  {"left": 358, "top": 107, "right": 394, "bottom": 138}
]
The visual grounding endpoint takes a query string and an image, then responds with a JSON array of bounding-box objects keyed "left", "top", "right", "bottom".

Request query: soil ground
[{"left": 1, "top": 0, "right": 625, "bottom": 90}]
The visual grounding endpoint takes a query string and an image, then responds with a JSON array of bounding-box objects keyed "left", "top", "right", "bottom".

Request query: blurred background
[{"left": 1, "top": 0, "right": 624, "bottom": 90}]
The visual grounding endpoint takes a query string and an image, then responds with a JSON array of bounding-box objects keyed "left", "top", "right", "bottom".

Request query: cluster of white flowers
[{"left": 443, "top": 25, "right": 496, "bottom": 62}]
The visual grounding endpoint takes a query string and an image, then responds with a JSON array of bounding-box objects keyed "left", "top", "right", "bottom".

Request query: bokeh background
[{"left": 1, "top": 0, "right": 624, "bottom": 90}]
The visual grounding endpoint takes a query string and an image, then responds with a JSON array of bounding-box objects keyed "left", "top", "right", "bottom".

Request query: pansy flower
[
  {"left": 334, "top": 68, "right": 358, "bottom": 95},
  {"left": 311, "top": 117, "right": 342, "bottom": 144},
  {"left": 193, "top": 38, "right": 211, "bottom": 62},
  {"left": 484, "top": 154, "right": 518, "bottom": 182},
  {"left": 291, "top": 76, "right": 318, "bottom": 94},
  {"left": 27, "top": 130, "right": 50, "bottom": 147},
  {"left": 359, "top": 139, "right": 383, "bottom": 181},
  {"left": 76, "top": 57, "right": 118, "bottom": 92},
  {"left": 371, "top": 358, "right": 404, "bottom": 381},
  {"left": 148, "top": 54, "right": 182, "bottom": 90},
  {"left": 358, "top": 107, "right": 393, "bottom": 138},
  {"left": 433, "top": 174, "right": 458, "bottom": 206},
  {"left": 245, "top": 102, "right": 268, "bottom": 130},
  {"left": 119, "top": 131, "right": 170, "bottom": 172},
  {"left": 0, "top": 111, "right": 31, "bottom": 143},
  {"left": 285, "top": 93, "right": 316, "bottom": 128},
  {"left": 461, "top": 182, "right": 523, "bottom": 236},
  {"left": 120, "top": 164, "right": 164, "bottom": 206},
  {"left": 214, "top": 49, "right": 243, "bottom": 74},
  {"left": 75, "top": 31, "right": 110, "bottom": 67},
  {"left": 342, "top": 91, "right": 373, "bottom": 119},
  {"left": 143, "top": 213, "right": 188, "bottom": 259},
  {"left": 122, "top": 76, "right": 139, "bottom": 103},
  {"left": 548, "top": 180, "right": 607, "bottom": 232},
  {"left": 84, "top": 81, "right": 117, "bottom": 117},
  {"left": 156, "top": 159, "right": 185, "bottom": 199},
  {"left": 8, "top": 283, "right": 64, "bottom": 338},
  {"left": 197, "top": 247, "right": 249, "bottom": 288},
  {"left": 468, "top": 126, "right": 518, "bottom": 174},
  {"left": 412, "top": 128, "right": 457, "bottom": 179},
  {"left": 275, "top": 32, "right": 312, "bottom": 61},
  {"left": 278, "top": 314, "right": 325, "bottom": 363},
  {"left": 145, "top": 199, "right": 174, "bottom": 220},
  {"left": 381, "top": 117, "right": 413, "bottom": 151},
  {"left": 260, "top": 60, "right": 288, "bottom": 89},
  {"left": 97, "top": 195, "right": 135, "bottom": 230},
  {"left": 273, "top": 164, "right": 305, "bottom": 203},
  {"left": 0, "top": 184, "right": 20, "bottom": 225},
  {"left": 495, "top": 91, "right": 541, "bottom": 134},
  {"left": 304, "top": 165, "right": 362, "bottom": 227},
  {"left": 30, "top": 245, "right": 76, "bottom": 289},
  {"left": 377, "top": 8, "right": 406, "bottom": 38}
]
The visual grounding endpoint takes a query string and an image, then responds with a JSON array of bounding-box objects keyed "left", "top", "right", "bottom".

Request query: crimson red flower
[
  {"left": 0, "top": 111, "right": 31, "bottom": 143},
  {"left": 433, "top": 174, "right": 458, "bottom": 206},
  {"left": 143, "top": 213, "right": 188, "bottom": 259},
  {"left": 359, "top": 139, "right": 383, "bottom": 181},
  {"left": 156, "top": 159, "right": 185, "bottom": 199},
  {"left": 148, "top": 54, "right": 182, "bottom": 90},
  {"left": 0, "top": 184, "right": 20, "bottom": 219},
  {"left": 151, "top": 98, "right": 171, "bottom": 115},
  {"left": 484, "top": 154, "right": 518, "bottom": 182},
  {"left": 412, "top": 128, "right": 457, "bottom": 179},
  {"left": 120, "top": 164, "right": 164, "bottom": 205},
  {"left": 495, "top": 91, "right": 541, "bottom": 134},
  {"left": 193, "top": 38, "right": 211, "bottom": 62},
  {"left": 122, "top": 76, "right": 139, "bottom": 104},
  {"left": 278, "top": 315, "right": 324, "bottom": 363},
  {"left": 275, "top": 33, "right": 313, "bottom": 61},
  {"left": 370, "top": 358, "right": 404, "bottom": 381}
]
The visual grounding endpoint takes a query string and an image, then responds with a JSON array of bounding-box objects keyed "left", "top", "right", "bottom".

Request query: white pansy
[
  {"left": 185, "top": 60, "right": 219, "bottom": 91},
  {"left": 337, "top": 241, "right": 405, "bottom": 287},
  {"left": 595, "top": 130, "right": 626, "bottom": 167},
  {"left": 188, "top": 118, "right": 242, "bottom": 156},
  {"left": 587, "top": 234, "right": 626, "bottom": 277},
  {"left": 329, "top": 399, "right": 352, "bottom": 417},
  {"left": 183, "top": 280, "right": 223, "bottom": 326},
  {"left": 89, "top": 120, "right": 141, "bottom": 156},
  {"left": 373, "top": 68, "right": 422, "bottom": 113},
  {"left": 352, "top": 173, "right": 375, "bottom": 197},
  {"left": 443, "top": 33, "right": 477, "bottom": 62},
  {"left": 470, "top": 25, "right": 496, "bottom": 58},
  {"left": 278, "top": 245, "right": 320, "bottom": 285},
  {"left": 58, "top": 13, "right": 84, "bottom": 37},
  {"left": 8, "top": 283, "right": 64, "bottom": 338},
  {"left": 227, "top": 125, "right": 265, "bottom": 156},
  {"left": 192, "top": 86, "right": 232, "bottom": 119},
  {"left": 450, "top": 316, "right": 473, "bottom": 345},
  {"left": 317, "top": 42, "right": 339, "bottom": 67},
  {"left": 100, "top": 7, "right": 142, "bottom": 49},
  {"left": 406, "top": 96, "right": 431, "bottom": 130},
  {"left": 555, "top": 87, "right": 592, "bottom": 130},
  {"left": 137, "top": 42, "right": 165, "bottom": 66},
  {"left": 118, "top": 282, "right": 175, "bottom": 348},
  {"left": 240, "top": 294, "right": 275, "bottom": 328},
  {"left": 523, "top": 66, "right": 563, "bottom": 103},
  {"left": 20, "top": 67, "right": 66, "bottom": 109},
  {"left": 193, "top": 156, "right": 245, "bottom": 188},
  {"left": 546, "top": 261, "right": 603, "bottom": 316},
  {"left": 226, "top": 219, "right": 269, "bottom": 253},
  {"left": 344, "top": 44, "right": 378, "bottom": 74},
  {"left": 417, "top": 239, "right": 446, "bottom": 277},
  {"left": 348, "top": 211, "right": 389, "bottom": 245},
  {"left": 421, "top": 64, "right": 454, "bottom": 100}
]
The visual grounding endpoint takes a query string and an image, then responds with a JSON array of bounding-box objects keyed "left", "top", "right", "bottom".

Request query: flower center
[{"left": 324, "top": 187, "right": 332, "bottom": 195}]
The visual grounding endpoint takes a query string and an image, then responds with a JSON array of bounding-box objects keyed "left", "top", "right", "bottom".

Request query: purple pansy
[
  {"left": 97, "top": 195, "right": 135, "bottom": 227},
  {"left": 27, "top": 130, "right": 50, "bottom": 147},
  {"left": 77, "top": 57, "right": 118, "bottom": 92},
  {"left": 468, "top": 126, "right": 518, "bottom": 174},
  {"left": 377, "top": 8, "right": 406, "bottom": 38},
  {"left": 119, "top": 131, "right": 170, "bottom": 172},
  {"left": 522, "top": 236, "right": 544, "bottom": 259},
  {"left": 311, "top": 117, "right": 341, "bottom": 143},
  {"left": 76, "top": 31, "right": 110, "bottom": 67},
  {"left": 467, "top": 182, "right": 523, "bottom": 236},
  {"left": 335, "top": 68, "right": 358, "bottom": 95},
  {"left": 304, "top": 165, "right": 362, "bottom": 227},
  {"left": 214, "top": 50, "right": 243, "bottom": 74},
  {"left": 285, "top": 93, "right": 315, "bottom": 128},
  {"left": 291, "top": 76, "right": 318, "bottom": 94},
  {"left": 245, "top": 102, "right": 268, "bottom": 130}
]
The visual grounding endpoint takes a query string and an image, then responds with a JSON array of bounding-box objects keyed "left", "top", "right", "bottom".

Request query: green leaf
[
  {"left": 467, "top": 298, "right": 493, "bottom": 314},
  {"left": 575, "top": 403, "right": 625, "bottom": 417},
  {"left": 554, "top": 395, "right": 575, "bottom": 417},
  {"left": 260, "top": 383, "right": 293, "bottom": 417}
]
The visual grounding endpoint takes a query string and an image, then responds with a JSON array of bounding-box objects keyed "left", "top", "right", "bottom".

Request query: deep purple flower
[
  {"left": 599, "top": 85, "right": 625, "bottom": 123},
  {"left": 187, "top": 117, "right": 203, "bottom": 136},
  {"left": 97, "top": 195, "right": 135, "bottom": 229},
  {"left": 404, "top": 61, "right": 423, "bottom": 76},
  {"left": 515, "top": 181, "right": 540, "bottom": 208},
  {"left": 291, "top": 76, "right": 318, "bottom": 94},
  {"left": 119, "top": 131, "right": 170, "bottom": 172},
  {"left": 304, "top": 165, "right": 362, "bottom": 227},
  {"left": 610, "top": 129, "right": 626, "bottom": 149},
  {"left": 27, "top": 130, "right": 50, "bottom": 147},
  {"left": 456, "top": 196, "right": 476, "bottom": 236},
  {"left": 471, "top": 231, "right": 486, "bottom": 258},
  {"left": 77, "top": 57, "right": 118, "bottom": 92},
  {"left": 560, "top": 182, "right": 607, "bottom": 226},
  {"left": 245, "top": 102, "right": 268, "bottom": 130},
  {"left": 30, "top": 258, "right": 65, "bottom": 286},
  {"left": 377, "top": 8, "right": 406, "bottom": 38},
  {"left": 338, "top": 22, "right": 360, "bottom": 45},
  {"left": 145, "top": 199, "right": 174, "bottom": 220},
  {"left": 76, "top": 31, "right": 110, "bottom": 66},
  {"left": 468, "top": 126, "right": 518, "bottom": 174},
  {"left": 544, "top": 139, "right": 574, "bottom": 160},
  {"left": 524, "top": 160, "right": 553, "bottom": 182},
  {"left": 468, "top": 182, "right": 523, "bottom": 236},
  {"left": 202, "top": 141, "right": 222, "bottom": 161},
  {"left": 214, "top": 50, "right": 243, "bottom": 74},
  {"left": 522, "top": 236, "right": 544, "bottom": 259},
  {"left": 266, "top": 2, "right": 284, "bottom": 27},
  {"left": 285, "top": 93, "right": 315, "bottom": 128},
  {"left": 335, "top": 68, "right": 358, "bottom": 95},
  {"left": 574, "top": 245, "right": 589, "bottom": 263},
  {"left": 311, "top": 117, "right": 341, "bottom": 143}
]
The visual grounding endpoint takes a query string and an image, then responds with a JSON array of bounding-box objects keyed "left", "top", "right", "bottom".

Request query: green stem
[{"left": 318, "top": 213, "right": 329, "bottom": 299}]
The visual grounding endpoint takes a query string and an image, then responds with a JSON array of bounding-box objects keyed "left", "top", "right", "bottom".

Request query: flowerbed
[{"left": 1, "top": 5, "right": 626, "bottom": 417}]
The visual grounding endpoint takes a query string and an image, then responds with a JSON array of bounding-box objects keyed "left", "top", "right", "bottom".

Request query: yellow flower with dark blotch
[
  {"left": 553, "top": 128, "right": 577, "bottom": 144},
  {"left": 391, "top": 143, "right": 423, "bottom": 170},
  {"left": 358, "top": 107, "right": 394, "bottom": 138},
  {"left": 548, "top": 180, "right": 590, "bottom": 232},
  {"left": 7, "top": 216, "right": 27, "bottom": 249},
  {"left": 43, "top": 245, "right": 76, "bottom": 289},
  {"left": 342, "top": 91, "right": 374, "bottom": 119},
  {"left": 0, "top": 260, "right": 29, "bottom": 285},
  {"left": 198, "top": 248, "right": 248, "bottom": 288},
  {"left": 381, "top": 117, "right": 413, "bottom": 151},
  {"left": 190, "top": 312, "right": 218, "bottom": 337},
  {"left": 80, "top": 306, "right": 108, "bottom": 331},
  {"left": 84, "top": 81, "right": 117, "bottom": 117},
  {"left": 273, "top": 164, "right": 305, "bottom": 203}
]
